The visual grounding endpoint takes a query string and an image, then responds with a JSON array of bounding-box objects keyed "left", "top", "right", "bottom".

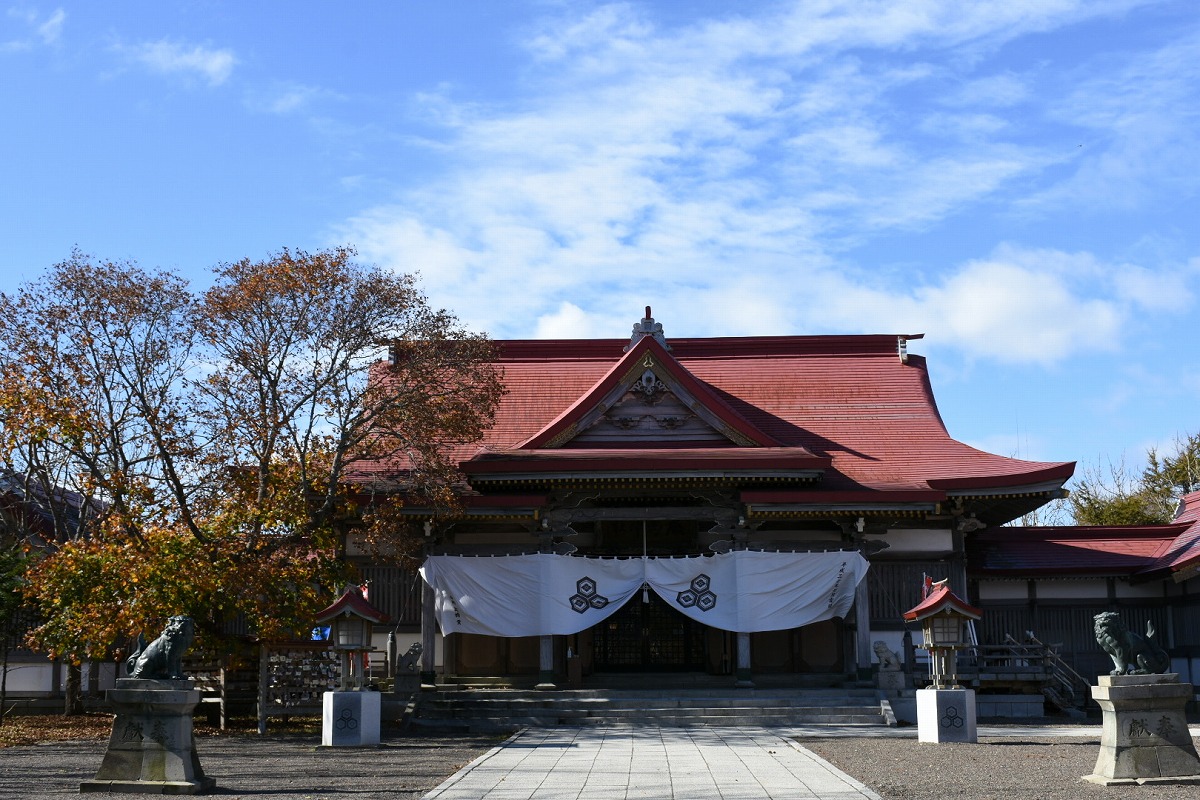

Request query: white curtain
[{"left": 419, "top": 551, "right": 868, "bottom": 637}]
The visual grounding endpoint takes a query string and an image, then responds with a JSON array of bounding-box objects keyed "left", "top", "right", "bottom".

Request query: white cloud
[
  {"left": 1111, "top": 263, "right": 1195, "bottom": 313},
  {"left": 945, "top": 73, "right": 1030, "bottom": 107},
  {"left": 245, "top": 83, "right": 334, "bottom": 114},
  {"left": 36, "top": 7, "right": 64, "bottom": 44},
  {"left": 333, "top": 0, "right": 1193, "bottom": 359},
  {"left": 533, "top": 302, "right": 625, "bottom": 339},
  {"left": 3, "top": 6, "right": 64, "bottom": 51},
  {"left": 1023, "top": 32, "right": 1200, "bottom": 211},
  {"left": 914, "top": 255, "right": 1122, "bottom": 365},
  {"left": 120, "top": 39, "right": 236, "bottom": 86}
]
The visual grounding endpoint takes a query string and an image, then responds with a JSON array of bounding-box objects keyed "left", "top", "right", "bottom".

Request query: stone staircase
[{"left": 409, "top": 683, "right": 894, "bottom": 732}]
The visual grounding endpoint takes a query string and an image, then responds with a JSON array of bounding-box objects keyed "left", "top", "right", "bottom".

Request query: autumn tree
[
  {"left": 0, "top": 541, "right": 26, "bottom": 723},
  {"left": 0, "top": 247, "right": 502, "bottom": 673}
]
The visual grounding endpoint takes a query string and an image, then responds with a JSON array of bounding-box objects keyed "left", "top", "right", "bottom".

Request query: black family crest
[
  {"left": 676, "top": 574, "right": 718, "bottom": 612},
  {"left": 569, "top": 576, "right": 610, "bottom": 613}
]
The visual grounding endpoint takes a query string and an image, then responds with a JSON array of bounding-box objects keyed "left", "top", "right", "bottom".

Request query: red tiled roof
[
  {"left": 464, "top": 446, "right": 829, "bottom": 475},
  {"left": 1139, "top": 491, "right": 1200, "bottom": 575},
  {"left": 485, "top": 335, "right": 1066, "bottom": 490},
  {"left": 903, "top": 583, "right": 982, "bottom": 622},
  {"left": 518, "top": 335, "right": 784, "bottom": 449},
  {"left": 358, "top": 332, "right": 1074, "bottom": 501},
  {"left": 968, "top": 525, "right": 1187, "bottom": 576}
]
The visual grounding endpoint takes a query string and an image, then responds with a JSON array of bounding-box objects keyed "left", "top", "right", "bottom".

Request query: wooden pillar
[
  {"left": 735, "top": 632, "right": 753, "bottom": 687},
  {"left": 537, "top": 635, "right": 556, "bottom": 689},
  {"left": 218, "top": 664, "right": 229, "bottom": 731},
  {"left": 420, "top": 580, "right": 437, "bottom": 686},
  {"left": 855, "top": 577, "right": 873, "bottom": 681},
  {"left": 256, "top": 644, "right": 268, "bottom": 735}
]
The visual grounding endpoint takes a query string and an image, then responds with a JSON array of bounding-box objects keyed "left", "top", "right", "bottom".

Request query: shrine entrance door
[{"left": 591, "top": 592, "right": 707, "bottom": 672}]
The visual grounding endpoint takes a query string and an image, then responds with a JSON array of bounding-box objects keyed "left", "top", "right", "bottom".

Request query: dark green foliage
[{"left": 1070, "top": 434, "right": 1200, "bottom": 525}]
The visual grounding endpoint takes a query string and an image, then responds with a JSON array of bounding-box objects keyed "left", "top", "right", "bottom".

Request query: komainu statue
[
  {"left": 1094, "top": 611, "right": 1170, "bottom": 676},
  {"left": 397, "top": 642, "right": 423, "bottom": 673},
  {"left": 125, "top": 616, "right": 196, "bottom": 680},
  {"left": 873, "top": 640, "right": 903, "bottom": 671}
]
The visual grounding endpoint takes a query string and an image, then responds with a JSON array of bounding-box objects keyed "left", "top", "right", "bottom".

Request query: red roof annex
[{"left": 968, "top": 492, "right": 1200, "bottom": 580}]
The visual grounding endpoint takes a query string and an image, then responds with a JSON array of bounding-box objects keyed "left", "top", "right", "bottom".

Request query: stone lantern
[
  {"left": 314, "top": 585, "right": 390, "bottom": 747},
  {"left": 903, "top": 579, "right": 981, "bottom": 743}
]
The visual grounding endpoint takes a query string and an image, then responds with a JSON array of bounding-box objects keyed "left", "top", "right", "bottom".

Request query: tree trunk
[
  {"left": 63, "top": 661, "right": 84, "bottom": 716},
  {"left": 0, "top": 639, "right": 10, "bottom": 726}
]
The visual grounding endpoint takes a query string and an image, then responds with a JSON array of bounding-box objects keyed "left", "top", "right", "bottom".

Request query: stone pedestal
[
  {"left": 917, "top": 688, "right": 977, "bottom": 743},
  {"left": 1084, "top": 673, "right": 1200, "bottom": 786},
  {"left": 876, "top": 670, "right": 906, "bottom": 691},
  {"left": 81, "top": 678, "right": 215, "bottom": 795},
  {"left": 392, "top": 673, "right": 420, "bottom": 694},
  {"left": 321, "top": 690, "right": 381, "bottom": 747}
]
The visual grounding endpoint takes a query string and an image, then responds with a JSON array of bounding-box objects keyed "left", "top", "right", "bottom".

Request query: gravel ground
[
  {"left": 0, "top": 731, "right": 501, "bottom": 800},
  {"left": 4, "top": 727, "right": 1200, "bottom": 799},
  {"left": 801, "top": 735, "right": 1200, "bottom": 800}
]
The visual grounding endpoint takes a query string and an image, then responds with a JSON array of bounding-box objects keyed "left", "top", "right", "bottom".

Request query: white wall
[
  {"left": 882, "top": 528, "right": 954, "bottom": 556},
  {"left": 0, "top": 659, "right": 117, "bottom": 695},
  {"left": 1031, "top": 579, "right": 1108, "bottom": 599},
  {"left": 1114, "top": 580, "right": 1163, "bottom": 599},
  {"left": 976, "top": 580, "right": 1028, "bottom": 601}
]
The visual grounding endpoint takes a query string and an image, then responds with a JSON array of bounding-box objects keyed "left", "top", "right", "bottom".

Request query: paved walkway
[
  {"left": 423, "top": 726, "right": 883, "bottom": 800},
  {"left": 422, "top": 723, "right": 1200, "bottom": 800}
]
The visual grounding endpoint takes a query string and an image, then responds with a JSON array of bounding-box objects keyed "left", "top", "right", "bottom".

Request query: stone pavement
[
  {"left": 421, "top": 723, "right": 1200, "bottom": 800},
  {"left": 423, "top": 726, "right": 883, "bottom": 800}
]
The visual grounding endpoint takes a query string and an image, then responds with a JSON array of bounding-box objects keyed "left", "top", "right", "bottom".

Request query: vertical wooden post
[
  {"left": 536, "top": 636, "right": 556, "bottom": 689},
  {"left": 420, "top": 581, "right": 436, "bottom": 686},
  {"left": 256, "top": 644, "right": 268, "bottom": 735},
  {"left": 218, "top": 663, "right": 228, "bottom": 731},
  {"left": 855, "top": 578, "right": 873, "bottom": 681},
  {"left": 735, "top": 632, "right": 753, "bottom": 687}
]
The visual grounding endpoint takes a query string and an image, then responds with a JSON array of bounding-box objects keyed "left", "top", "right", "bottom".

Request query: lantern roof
[
  {"left": 314, "top": 585, "right": 390, "bottom": 625},
  {"left": 903, "top": 581, "right": 981, "bottom": 623}
]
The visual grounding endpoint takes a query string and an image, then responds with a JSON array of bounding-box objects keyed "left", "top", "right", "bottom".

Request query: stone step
[
  {"left": 427, "top": 695, "right": 878, "bottom": 705},
  {"left": 412, "top": 686, "right": 891, "bottom": 730},
  {"left": 430, "top": 687, "right": 880, "bottom": 700},
  {"left": 424, "top": 704, "right": 882, "bottom": 718},
  {"left": 412, "top": 712, "right": 886, "bottom": 729},
  {"left": 425, "top": 700, "right": 882, "bottom": 715}
]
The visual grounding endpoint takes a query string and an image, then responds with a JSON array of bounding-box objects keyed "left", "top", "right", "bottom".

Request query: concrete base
[
  {"left": 1084, "top": 673, "right": 1200, "bottom": 785},
  {"left": 876, "top": 671, "right": 905, "bottom": 691},
  {"left": 917, "top": 688, "right": 977, "bottom": 743},
  {"left": 80, "top": 678, "right": 215, "bottom": 795},
  {"left": 321, "top": 691, "right": 381, "bottom": 748}
]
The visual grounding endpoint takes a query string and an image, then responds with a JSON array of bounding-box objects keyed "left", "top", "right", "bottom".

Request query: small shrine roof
[
  {"left": 314, "top": 586, "right": 390, "bottom": 625},
  {"left": 903, "top": 582, "right": 982, "bottom": 622}
]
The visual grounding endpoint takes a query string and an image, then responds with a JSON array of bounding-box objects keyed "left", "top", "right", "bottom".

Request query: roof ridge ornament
[{"left": 625, "top": 306, "right": 670, "bottom": 352}]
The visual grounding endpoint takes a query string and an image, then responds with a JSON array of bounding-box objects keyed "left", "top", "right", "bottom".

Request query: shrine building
[{"left": 352, "top": 308, "right": 1108, "bottom": 686}]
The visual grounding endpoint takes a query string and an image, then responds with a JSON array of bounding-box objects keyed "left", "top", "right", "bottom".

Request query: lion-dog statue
[
  {"left": 397, "top": 642, "right": 423, "bottom": 674},
  {"left": 1094, "top": 611, "right": 1170, "bottom": 676},
  {"left": 873, "top": 640, "right": 903, "bottom": 671},
  {"left": 126, "top": 616, "right": 196, "bottom": 680}
]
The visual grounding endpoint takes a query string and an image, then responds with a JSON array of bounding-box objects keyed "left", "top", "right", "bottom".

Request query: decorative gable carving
[
  {"left": 554, "top": 352, "right": 754, "bottom": 448},
  {"left": 519, "top": 312, "right": 783, "bottom": 451}
]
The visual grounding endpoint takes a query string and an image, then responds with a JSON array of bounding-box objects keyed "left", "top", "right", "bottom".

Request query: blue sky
[{"left": 3, "top": 1, "right": 1199, "bottom": 495}]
